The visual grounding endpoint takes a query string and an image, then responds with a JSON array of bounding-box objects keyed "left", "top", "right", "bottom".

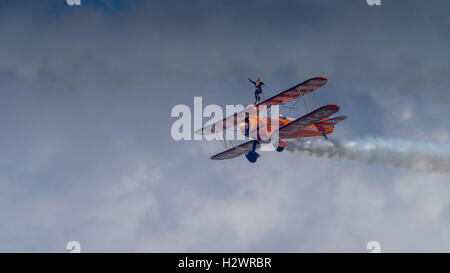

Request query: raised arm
[{"left": 248, "top": 77, "right": 256, "bottom": 85}]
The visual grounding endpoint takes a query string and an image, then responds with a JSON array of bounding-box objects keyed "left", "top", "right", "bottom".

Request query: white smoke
[{"left": 287, "top": 137, "right": 450, "bottom": 174}]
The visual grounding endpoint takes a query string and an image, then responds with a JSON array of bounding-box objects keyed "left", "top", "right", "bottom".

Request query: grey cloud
[{"left": 1, "top": 1, "right": 449, "bottom": 103}]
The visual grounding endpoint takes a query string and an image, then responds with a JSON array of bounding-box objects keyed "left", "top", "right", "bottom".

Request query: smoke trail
[{"left": 287, "top": 137, "right": 450, "bottom": 174}]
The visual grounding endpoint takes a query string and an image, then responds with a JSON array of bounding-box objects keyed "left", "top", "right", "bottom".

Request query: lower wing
[{"left": 210, "top": 140, "right": 260, "bottom": 160}]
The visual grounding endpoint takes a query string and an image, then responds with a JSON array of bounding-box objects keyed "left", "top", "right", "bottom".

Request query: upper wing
[
  {"left": 278, "top": 105, "right": 339, "bottom": 139},
  {"left": 256, "top": 77, "right": 328, "bottom": 108},
  {"left": 210, "top": 140, "right": 260, "bottom": 160},
  {"left": 195, "top": 77, "right": 328, "bottom": 136}
]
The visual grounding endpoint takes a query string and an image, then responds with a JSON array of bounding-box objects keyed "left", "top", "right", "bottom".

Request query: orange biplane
[{"left": 195, "top": 77, "right": 346, "bottom": 163}]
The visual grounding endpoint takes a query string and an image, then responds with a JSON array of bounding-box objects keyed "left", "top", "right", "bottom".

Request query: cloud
[{"left": 1, "top": 0, "right": 449, "bottom": 105}]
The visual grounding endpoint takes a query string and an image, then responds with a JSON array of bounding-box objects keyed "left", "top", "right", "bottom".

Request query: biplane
[{"left": 195, "top": 77, "right": 346, "bottom": 163}]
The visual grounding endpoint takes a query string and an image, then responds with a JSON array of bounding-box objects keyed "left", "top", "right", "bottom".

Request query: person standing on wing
[{"left": 248, "top": 76, "right": 265, "bottom": 104}]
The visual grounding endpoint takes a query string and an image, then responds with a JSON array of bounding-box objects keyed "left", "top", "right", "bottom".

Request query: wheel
[
  {"left": 245, "top": 151, "right": 260, "bottom": 163},
  {"left": 276, "top": 146, "right": 284, "bottom": 152}
]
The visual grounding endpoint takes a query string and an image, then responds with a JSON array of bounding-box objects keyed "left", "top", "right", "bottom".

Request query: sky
[{"left": 0, "top": 0, "right": 449, "bottom": 252}]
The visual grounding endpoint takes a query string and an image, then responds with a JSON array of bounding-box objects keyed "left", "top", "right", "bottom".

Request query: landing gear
[
  {"left": 245, "top": 140, "right": 260, "bottom": 163},
  {"left": 275, "top": 139, "right": 287, "bottom": 152},
  {"left": 245, "top": 151, "right": 260, "bottom": 163}
]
